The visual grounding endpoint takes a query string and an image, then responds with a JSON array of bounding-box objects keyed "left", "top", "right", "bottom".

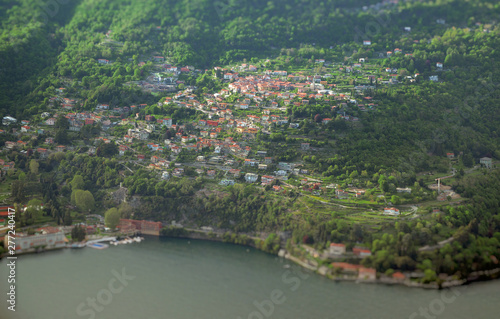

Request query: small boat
[
  {"left": 88, "top": 243, "right": 109, "bottom": 249},
  {"left": 71, "top": 243, "right": 86, "bottom": 249}
]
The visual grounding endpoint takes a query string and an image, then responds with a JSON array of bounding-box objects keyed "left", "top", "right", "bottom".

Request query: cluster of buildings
[{"left": 117, "top": 219, "right": 162, "bottom": 236}]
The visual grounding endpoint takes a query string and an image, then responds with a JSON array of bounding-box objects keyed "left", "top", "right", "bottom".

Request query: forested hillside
[
  {"left": 1, "top": 0, "right": 500, "bottom": 117},
  {"left": 1, "top": 0, "right": 500, "bottom": 283}
]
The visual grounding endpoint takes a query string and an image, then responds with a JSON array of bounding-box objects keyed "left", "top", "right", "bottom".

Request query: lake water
[{"left": 0, "top": 237, "right": 499, "bottom": 319}]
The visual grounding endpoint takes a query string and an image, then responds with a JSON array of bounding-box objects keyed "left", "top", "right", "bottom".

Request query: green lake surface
[{"left": 0, "top": 237, "right": 499, "bottom": 319}]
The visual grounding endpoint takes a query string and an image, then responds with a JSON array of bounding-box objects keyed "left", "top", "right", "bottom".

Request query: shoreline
[
  {"left": 3, "top": 231, "right": 500, "bottom": 289},
  {"left": 156, "top": 230, "right": 500, "bottom": 290}
]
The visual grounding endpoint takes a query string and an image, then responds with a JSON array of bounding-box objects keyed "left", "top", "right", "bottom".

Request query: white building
[
  {"left": 161, "top": 118, "right": 172, "bottom": 127},
  {"left": 480, "top": 157, "right": 492, "bottom": 169},
  {"left": 2, "top": 116, "right": 17, "bottom": 125},
  {"left": 274, "top": 170, "right": 287, "bottom": 176},
  {"left": 245, "top": 173, "right": 258, "bottom": 183},
  {"left": 384, "top": 207, "right": 400, "bottom": 216},
  {"left": 329, "top": 243, "right": 346, "bottom": 255},
  {"left": 9, "top": 230, "right": 66, "bottom": 253}
]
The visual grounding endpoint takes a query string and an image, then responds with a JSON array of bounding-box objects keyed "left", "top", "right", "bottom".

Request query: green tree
[
  {"left": 105, "top": 208, "right": 121, "bottom": 229},
  {"left": 391, "top": 195, "right": 401, "bottom": 205},
  {"left": 55, "top": 129, "right": 69, "bottom": 144},
  {"left": 74, "top": 190, "right": 95, "bottom": 213},
  {"left": 24, "top": 199, "right": 43, "bottom": 224},
  {"left": 11, "top": 181, "right": 26, "bottom": 203},
  {"left": 29, "top": 159, "right": 39, "bottom": 175},
  {"left": 70, "top": 175, "right": 85, "bottom": 190},
  {"left": 55, "top": 116, "right": 69, "bottom": 129},
  {"left": 379, "top": 175, "right": 389, "bottom": 192},
  {"left": 71, "top": 225, "right": 86, "bottom": 242}
]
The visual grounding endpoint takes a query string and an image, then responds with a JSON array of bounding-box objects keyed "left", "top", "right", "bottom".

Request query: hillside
[{"left": 1, "top": 0, "right": 500, "bottom": 284}]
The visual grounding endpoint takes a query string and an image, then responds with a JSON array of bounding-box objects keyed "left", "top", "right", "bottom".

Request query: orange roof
[
  {"left": 330, "top": 243, "right": 345, "bottom": 247},
  {"left": 392, "top": 272, "right": 406, "bottom": 279},
  {"left": 359, "top": 267, "right": 376, "bottom": 275}
]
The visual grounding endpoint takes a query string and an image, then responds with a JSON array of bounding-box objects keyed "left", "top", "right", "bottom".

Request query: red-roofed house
[
  {"left": 392, "top": 272, "right": 406, "bottom": 281},
  {"left": 37, "top": 148, "right": 48, "bottom": 159},
  {"left": 358, "top": 267, "right": 377, "bottom": 280}
]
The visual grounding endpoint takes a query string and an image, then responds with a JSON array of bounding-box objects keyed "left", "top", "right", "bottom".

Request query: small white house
[
  {"left": 2, "top": 116, "right": 17, "bottom": 125},
  {"left": 245, "top": 173, "right": 258, "bottom": 183},
  {"left": 329, "top": 243, "right": 346, "bottom": 255},
  {"left": 384, "top": 207, "right": 400, "bottom": 216}
]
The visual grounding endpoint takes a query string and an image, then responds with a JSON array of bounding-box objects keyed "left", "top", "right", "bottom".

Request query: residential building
[
  {"left": 2, "top": 116, "right": 17, "bottom": 125},
  {"left": 480, "top": 157, "right": 493, "bottom": 169},
  {"left": 117, "top": 219, "right": 162, "bottom": 236},
  {"left": 37, "top": 148, "right": 48, "bottom": 159},
  {"left": 336, "top": 189, "right": 349, "bottom": 199},
  {"left": 245, "top": 173, "right": 258, "bottom": 183},
  {"left": 384, "top": 207, "right": 400, "bottom": 215},
  {"left": 329, "top": 243, "right": 346, "bottom": 255},
  {"left": 261, "top": 175, "right": 274, "bottom": 185},
  {"left": 352, "top": 247, "right": 372, "bottom": 257},
  {"left": 358, "top": 267, "right": 377, "bottom": 280},
  {"left": 8, "top": 228, "right": 66, "bottom": 253}
]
